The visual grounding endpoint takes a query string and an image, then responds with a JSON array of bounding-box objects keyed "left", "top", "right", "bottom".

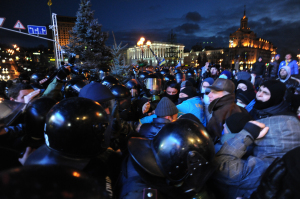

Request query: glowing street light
[{"left": 137, "top": 37, "right": 151, "bottom": 61}]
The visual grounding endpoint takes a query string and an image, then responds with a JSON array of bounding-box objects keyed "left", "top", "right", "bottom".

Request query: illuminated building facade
[
  {"left": 127, "top": 41, "right": 185, "bottom": 66},
  {"left": 57, "top": 16, "right": 76, "bottom": 47},
  {"left": 184, "top": 48, "right": 230, "bottom": 68},
  {"left": 228, "top": 9, "right": 276, "bottom": 69}
]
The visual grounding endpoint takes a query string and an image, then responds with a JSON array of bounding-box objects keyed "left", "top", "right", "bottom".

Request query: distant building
[
  {"left": 228, "top": 8, "right": 276, "bottom": 70},
  {"left": 126, "top": 41, "right": 185, "bottom": 66},
  {"left": 57, "top": 16, "right": 76, "bottom": 48},
  {"left": 184, "top": 48, "right": 231, "bottom": 68}
]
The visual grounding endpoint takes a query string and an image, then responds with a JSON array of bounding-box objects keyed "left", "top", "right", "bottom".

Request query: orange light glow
[{"left": 72, "top": 172, "right": 80, "bottom": 177}]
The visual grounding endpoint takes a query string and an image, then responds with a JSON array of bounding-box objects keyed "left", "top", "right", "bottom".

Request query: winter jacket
[
  {"left": 211, "top": 115, "right": 300, "bottom": 199},
  {"left": 252, "top": 61, "right": 266, "bottom": 77},
  {"left": 279, "top": 60, "right": 299, "bottom": 75},
  {"left": 206, "top": 94, "right": 248, "bottom": 141},
  {"left": 268, "top": 60, "right": 279, "bottom": 78}
]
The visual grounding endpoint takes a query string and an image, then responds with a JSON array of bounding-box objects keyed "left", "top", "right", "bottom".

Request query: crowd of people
[{"left": 0, "top": 53, "right": 300, "bottom": 198}]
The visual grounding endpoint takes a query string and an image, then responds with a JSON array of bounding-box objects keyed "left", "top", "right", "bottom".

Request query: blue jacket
[
  {"left": 139, "top": 97, "right": 206, "bottom": 126},
  {"left": 278, "top": 60, "right": 299, "bottom": 75}
]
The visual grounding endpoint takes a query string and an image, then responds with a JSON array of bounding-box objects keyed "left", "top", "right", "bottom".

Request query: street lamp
[{"left": 137, "top": 37, "right": 151, "bottom": 61}]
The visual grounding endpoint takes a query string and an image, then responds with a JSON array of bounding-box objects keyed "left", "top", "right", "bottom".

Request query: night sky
[{"left": 1, "top": 0, "right": 300, "bottom": 55}]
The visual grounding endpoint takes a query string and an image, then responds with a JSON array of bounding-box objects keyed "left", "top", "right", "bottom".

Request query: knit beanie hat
[
  {"left": 219, "top": 70, "right": 231, "bottom": 79},
  {"left": 236, "top": 71, "right": 251, "bottom": 81},
  {"left": 203, "top": 77, "right": 214, "bottom": 85},
  {"left": 180, "top": 87, "right": 196, "bottom": 98},
  {"left": 236, "top": 89, "right": 256, "bottom": 105},
  {"left": 155, "top": 97, "right": 178, "bottom": 117},
  {"left": 254, "top": 80, "right": 286, "bottom": 110},
  {"left": 225, "top": 112, "right": 252, "bottom": 133},
  {"left": 180, "top": 80, "right": 193, "bottom": 89}
]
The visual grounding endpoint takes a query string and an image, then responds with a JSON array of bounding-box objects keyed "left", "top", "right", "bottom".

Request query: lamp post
[
  {"left": 137, "top": 37, "right": 151, "bottom": 61},
  {"left": 137, "top": 37, "right": 152, "bottom": 70}
]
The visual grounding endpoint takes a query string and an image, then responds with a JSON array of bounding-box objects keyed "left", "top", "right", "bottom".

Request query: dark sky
[{"left": 1, "top": 0, "right": 300, "bottom": 55}]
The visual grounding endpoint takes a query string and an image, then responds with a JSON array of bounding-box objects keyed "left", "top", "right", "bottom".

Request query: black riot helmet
[
  {"left": 186, "top": 69, "right": 195, "bottom": 80},
  {"left": 99, "top": 67, "right": 111, "bottom": 80},
  {"left": 43, "top": 97, "right": 110, "bottom": 158},
  {"left": 125, "top": 79, "right": 140, "bottom": 97},
  {"left": 0, "top": 165, "right": 110, "bottom": 199},
  {"left": 138, "top": 72, "right": 148, "bottom": 85},
  {"left": 18, "top": 73, "right": 30, "bottom": 84},
  {"left": 125, "top": 79, "right": 139, "bottom": 90},
  {"left": 110, "top": 85, "right": 130, "bottom": 100},
  {"left": 101, "top": 76, "right": 119, "bottom": 89},
  {"left": 64, "top": 78, "right": 89, "bottom": 98},
  {"left": 160, "top": 69, "right": 170, "bottom": 76},
  {"left": 175, "top": 72, "right": 186, "bottom": 84},
  {"left": 30, "top": 73, "right": 46, "bottom": 84},
  {"left": 110, "top": 85, "right": 131, "bottom": 110},
  {"left": 128, "top": 118, "right": 215, "bottom": 195},
  {"left": 23, "top": 97, "right": 57, "bottom": 145},
  {"left": 154, "top": 72, "right": 164, "bottom": 81},
  {"left": 163, "top": 74, "right": 176, "bottom": 82}
]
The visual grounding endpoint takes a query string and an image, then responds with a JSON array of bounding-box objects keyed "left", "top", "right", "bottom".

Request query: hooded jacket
[{"left": 277, "top": 66, "right": 300, "bottom": 109}]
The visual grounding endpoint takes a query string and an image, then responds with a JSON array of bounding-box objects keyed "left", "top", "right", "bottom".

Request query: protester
[
  {"left": 278, "top": 53, "right": 299, "bottom": 76},
  {"left": 251, "top": 56, "right": 266, "bottom": 78},
  {"left": 268, "top": 54, "right": 280, "bottom": 79},
  {"left": 206, "top": 78, "right": 248, "bottom": 141}
]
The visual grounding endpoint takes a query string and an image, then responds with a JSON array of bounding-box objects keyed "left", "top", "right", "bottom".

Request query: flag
[
  {"left": 175, "top": 61, "right": 181, "bottom": 68},
  {"left": 47, "top": 0, "right": 52, "bottom": 6},
  {"left": 159, "top": 58, "right": 166, "bottom": 66}
]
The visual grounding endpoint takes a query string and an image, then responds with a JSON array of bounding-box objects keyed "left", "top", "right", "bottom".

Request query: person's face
[
  {"left": 279, "top": 69, "right": 288, "bottom": 79},
  {"left": 285, "top": 54, "right": 291, "bottom": 60},
  {"left": 166, "top": 87, "right": 178, "bottom": 95},
  {"left": 275, "top": 56, "right": 280, "bottom": 61},
  {"left": 179, "top": 92, "right": 188, "bottom": 98},
  {"left": 211, "top": 68, "right": 217, "bottom": 75},
  {"left": 237, "top": 83, "right": 247, "bottom": 91},
  {"left": 258, "top": 58, "right": 262, "bottom": 62},
  {"left": 208, "top": 90, "right": 225, "bottom": 103},
  {"left": 15, "top": 89, "right": 34, "bottom": 103},
  {"left": 205, "top": 62, "right": 209, "bottom": 67},
  {"left": 256, "top": 86, "right": 271, "bottom": 102},
  {"left": 202, "top": 82, "right": 210, "bottom": 91}
]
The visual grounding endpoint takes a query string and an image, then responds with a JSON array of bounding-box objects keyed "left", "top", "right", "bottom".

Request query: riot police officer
[
  {"left": 25, "top": 97, "right": 119, "bottom": 198},
  {"left": 118, "top": 118, "right": 216, "bottom": 199}
]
